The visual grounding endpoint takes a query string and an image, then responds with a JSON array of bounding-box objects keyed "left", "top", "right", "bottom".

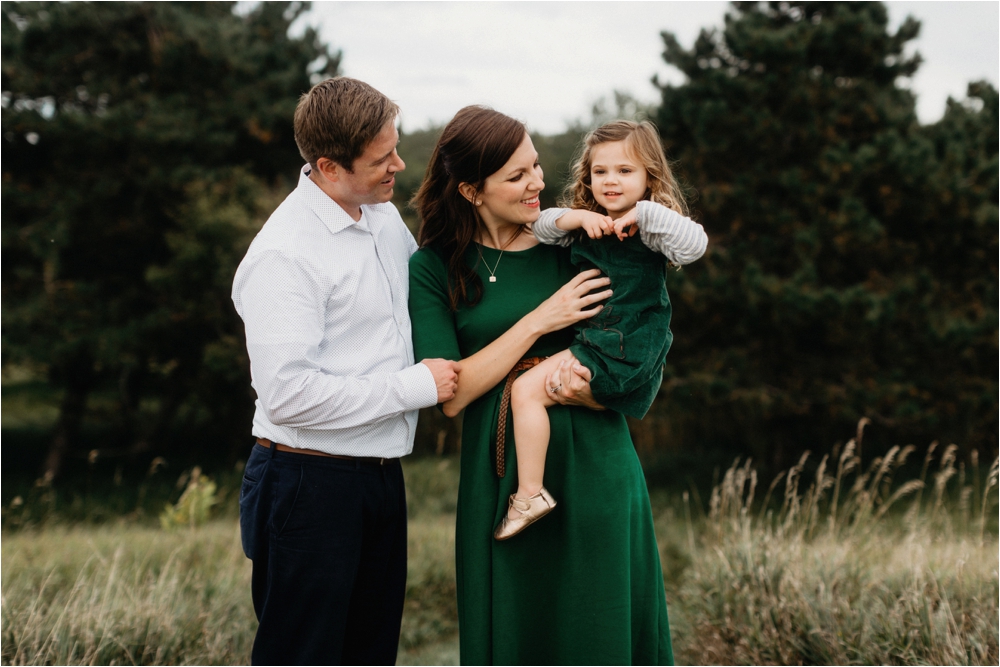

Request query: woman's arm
[{"left": 441, "top": 269, "right": 611, "bottom": 416}]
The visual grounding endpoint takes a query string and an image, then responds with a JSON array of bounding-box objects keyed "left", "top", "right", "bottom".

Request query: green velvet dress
[
  {"left": 567, "top": 231, "right": 672, "bottom": 420},
  {"left": 409, "top": 242, "right": 673, "bottom": 666}
]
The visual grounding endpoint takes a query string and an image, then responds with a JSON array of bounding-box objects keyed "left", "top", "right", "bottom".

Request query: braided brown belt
[{"left": 495, "top": 356, "right": 547, "bottom": 478}]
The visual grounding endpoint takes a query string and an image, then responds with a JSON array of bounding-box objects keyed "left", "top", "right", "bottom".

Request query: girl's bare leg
[{"left": 508, "top": 350, "right": 577, "bottom": 519}]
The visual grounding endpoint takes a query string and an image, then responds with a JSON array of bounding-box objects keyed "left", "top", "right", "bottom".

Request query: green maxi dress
[{"left": 409, "top": 242, "right": 673, "bottom": 666}]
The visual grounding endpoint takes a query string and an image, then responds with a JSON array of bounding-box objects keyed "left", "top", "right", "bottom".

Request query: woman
[{"left": 408, "top": 106, "right": 673, "bottom": 665}]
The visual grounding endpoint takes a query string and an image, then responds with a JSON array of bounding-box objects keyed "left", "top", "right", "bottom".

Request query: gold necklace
[{"left": 478, "top": 245, "right": 504, "bottom": 283}]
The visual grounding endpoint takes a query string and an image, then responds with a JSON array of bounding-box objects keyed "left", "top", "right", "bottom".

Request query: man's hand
[{"left": 422, "top": 358, "right": 461, "bottom": 402}]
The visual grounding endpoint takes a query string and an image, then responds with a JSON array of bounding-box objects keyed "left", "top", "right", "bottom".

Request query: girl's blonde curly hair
[{"left": 560, "top": 120, "right": 688, "bottom": 217}]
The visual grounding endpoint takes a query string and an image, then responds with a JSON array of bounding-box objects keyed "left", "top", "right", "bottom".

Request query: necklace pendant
[{"left": 489, "top": 276, "right": 497, "bottom": 283}]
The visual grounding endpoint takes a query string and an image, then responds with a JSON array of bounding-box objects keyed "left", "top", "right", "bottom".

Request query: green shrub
[{"left": 159, "top": 467, "right": 218, "bottom": 531}]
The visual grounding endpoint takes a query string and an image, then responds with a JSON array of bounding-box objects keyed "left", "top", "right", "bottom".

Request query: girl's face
[
  {"left": 590, "top": 140, "right": 648, "bottom": 220},
  {"left": 476, "top": 133, "right": 544, "bottom": 229}
]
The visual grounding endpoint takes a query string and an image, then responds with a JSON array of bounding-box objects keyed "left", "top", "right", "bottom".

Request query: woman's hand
[
  {"left": 528, "top": 269, "right": 612, "bottom": 336},
  {"left": 546, "top": 358, "right": 605, "bottom": 410},
  {"left": 437, "top": 271, "right": 609, "bottom": 417}
]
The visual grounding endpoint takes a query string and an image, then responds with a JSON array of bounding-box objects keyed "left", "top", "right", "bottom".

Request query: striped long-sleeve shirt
[
  {"left": 532, "top": 200, "right": 707, "bottom": 266},
  {"left": 530, "top": 200, "right": 708, "bottom": 419}
]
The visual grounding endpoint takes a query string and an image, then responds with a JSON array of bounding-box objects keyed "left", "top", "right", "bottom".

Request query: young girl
[{"left": 494, "top": 120, "right": 708, "bottom": 540}]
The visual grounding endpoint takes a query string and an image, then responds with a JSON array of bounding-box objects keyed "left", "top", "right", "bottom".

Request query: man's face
[{"left": 339, "top": 122, "right": 406, "bottom": 207}]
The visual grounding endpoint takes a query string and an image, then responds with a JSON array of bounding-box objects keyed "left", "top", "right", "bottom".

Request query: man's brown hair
[{"left": 293, "top": 77, "right": 400, "bottom": 172}]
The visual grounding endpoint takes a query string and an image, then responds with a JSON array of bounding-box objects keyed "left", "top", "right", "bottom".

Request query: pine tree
[
  {"left": 652, "top": 1, "right": 996, "bottom": 464},
  {"left": 2, "top": 2, "right": 339, "bottom": 477}
]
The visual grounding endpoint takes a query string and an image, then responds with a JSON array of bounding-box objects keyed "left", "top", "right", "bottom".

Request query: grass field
[{"left": 2, "top": 444, "right": 997, "bottom": 665}]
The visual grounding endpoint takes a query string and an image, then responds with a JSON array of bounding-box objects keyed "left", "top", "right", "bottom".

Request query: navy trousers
[{"left": 240, "top": 443, "right": 407, "bottom": 666}]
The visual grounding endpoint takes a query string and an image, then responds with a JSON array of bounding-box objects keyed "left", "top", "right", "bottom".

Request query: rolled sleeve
[
  {"left": 533, "top": 208, "right": 574, "bottom": 246},
  {"left": 635, "top": 200, "right": 708, "bottom": 266}
]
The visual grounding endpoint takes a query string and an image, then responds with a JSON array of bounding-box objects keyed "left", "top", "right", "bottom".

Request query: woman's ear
[{"left": 458, "top": 183, "right": 479, "bottom": 205}]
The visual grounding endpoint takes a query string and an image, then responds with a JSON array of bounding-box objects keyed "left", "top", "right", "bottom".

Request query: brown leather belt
[
  {"left": 495, "top": 356, "right": 546, "bottom": 478},
  {"left": 255, "top": 438, "right": 394, "bottom": 466}
]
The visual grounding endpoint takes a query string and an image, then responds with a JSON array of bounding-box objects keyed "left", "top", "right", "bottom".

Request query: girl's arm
[
  {"left": 441, "top": 269, "right": 611, "bottom": 416},
  {"left": 617, "top": 201, "right": 708, "bottom": 266},
  {"left": 538, "top": 203, "right": 706, "bottom": 265},
  {"left": 531, "top": 208, "right": 573, "bottom": 246},
  {"left": 532, "top": 208, "right": 614, "bottom": 246}
]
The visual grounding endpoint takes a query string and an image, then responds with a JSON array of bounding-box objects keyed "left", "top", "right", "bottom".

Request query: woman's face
[{"left": 475, "top": 133, "right": 545, "bottom": 228}]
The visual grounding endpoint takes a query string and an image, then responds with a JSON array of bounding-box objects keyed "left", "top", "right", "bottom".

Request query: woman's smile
[{"left": 475, "top": 133, "right": 545, "bottom": 229}]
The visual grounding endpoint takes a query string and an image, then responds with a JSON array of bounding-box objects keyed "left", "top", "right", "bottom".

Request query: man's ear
[
  {"left": 457, "top": 182, "right": 479, "bottom": 205},
  {"left": 315, "top": 157, "right": 345, "bottom": 184}
]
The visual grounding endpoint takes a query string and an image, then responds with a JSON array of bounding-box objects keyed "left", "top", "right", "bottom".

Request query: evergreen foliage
[
  {"left": 652, "top": 1, "right": 997, "bottom": 465},
  {"left": 2, "top": 2, "right": 339, "bottom": 477},
  {"left": 2, "top": 1, "right": 994, "bottom": 478}
]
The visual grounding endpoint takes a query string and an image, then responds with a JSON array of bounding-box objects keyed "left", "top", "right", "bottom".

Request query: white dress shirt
[
  {"left": 232, "top": 166, "right": 438, "bottom": 457},
  {"left": 533, "top": 200, "right": 708, "bottom": 266}
]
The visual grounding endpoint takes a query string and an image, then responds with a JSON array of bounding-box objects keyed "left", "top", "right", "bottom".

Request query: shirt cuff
[{"left": 400, "top": 362, "right": 440, "bottom": 411}]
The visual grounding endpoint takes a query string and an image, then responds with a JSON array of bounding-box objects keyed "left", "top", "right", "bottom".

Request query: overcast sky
[{"left": 301, "top": 1, "right": 999, "bottom": 134}]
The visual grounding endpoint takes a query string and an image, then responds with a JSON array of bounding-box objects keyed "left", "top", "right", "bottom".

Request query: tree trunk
[
  {"left": 130, "top": 358, "right": 195, "bottom": 458},
  {"left": 42, "top": 353, "right": 94, "bottom": 481}
]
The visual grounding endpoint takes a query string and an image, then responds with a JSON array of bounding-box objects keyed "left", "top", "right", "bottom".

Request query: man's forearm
[{"left": 252, "top": 354, "right": 438, "bottom": 430}]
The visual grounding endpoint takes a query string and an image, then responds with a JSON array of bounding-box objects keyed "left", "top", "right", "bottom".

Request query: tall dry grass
[
  {"left": 1, "top": 517, "right": 459, "bottom": 665},
  {"left": 666, "top": 423, "right": 999, "bottom": 665},
  {"left": 1, "top": 458, "right": 462, "bottom": 666},
  {"left": 2, "top": 441, "right": 996, "bottom": 665},
  {"left": 1, "top": 522, "right": 254, "bottom": 665}
]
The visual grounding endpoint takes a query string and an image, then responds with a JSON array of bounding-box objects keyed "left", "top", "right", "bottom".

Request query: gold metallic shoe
[{"left": 493, "top": 487, "right": 557, "bottom": 541}]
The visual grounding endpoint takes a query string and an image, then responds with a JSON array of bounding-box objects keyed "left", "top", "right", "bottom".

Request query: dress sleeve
[
  {"left": 531, "top": 208, "right": 574, "bottom": 247},
  {"left": 409, "top": 248, "right": 462, "bottom": 362},
  {"left": 635, "top": 200, "right": 708, "bottom": 266}
]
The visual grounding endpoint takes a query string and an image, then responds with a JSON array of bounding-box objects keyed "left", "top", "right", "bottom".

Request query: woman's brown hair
[
  {"left": 412, "top": 106, "right": 527, "bottom": 310},
  {"left": 562, "top": 120, "right": 688, "bottom": 217}
]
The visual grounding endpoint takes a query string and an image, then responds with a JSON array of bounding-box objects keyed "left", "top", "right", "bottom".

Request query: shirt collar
[{"left": 297, "top": 164, "right": 368, "bottom": 235}]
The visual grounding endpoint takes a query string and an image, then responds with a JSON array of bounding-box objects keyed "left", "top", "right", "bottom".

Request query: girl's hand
[
  {"left": 529, "top": 268, "right": 612, "bottom": 335},
  {"left": 556, "top": 210, "right": 615, "bottom": 238},
  {"left": 578, "top": 211, "right": 615, "bottom": 239},
  {"left": 547, "top": 359, "right": 605, "bottom": 410},
  {"left": 612, "top": 207, "right": 641, "bottom": 240}
]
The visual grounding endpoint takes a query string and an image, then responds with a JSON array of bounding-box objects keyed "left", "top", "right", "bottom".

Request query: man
[{"left": 232, "top": 77, "right": 460, "bottom": 665}]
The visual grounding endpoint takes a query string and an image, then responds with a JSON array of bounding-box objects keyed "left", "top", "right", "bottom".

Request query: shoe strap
[{"left": 508, "top": 494, "right": 532, "bottom": 514}]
